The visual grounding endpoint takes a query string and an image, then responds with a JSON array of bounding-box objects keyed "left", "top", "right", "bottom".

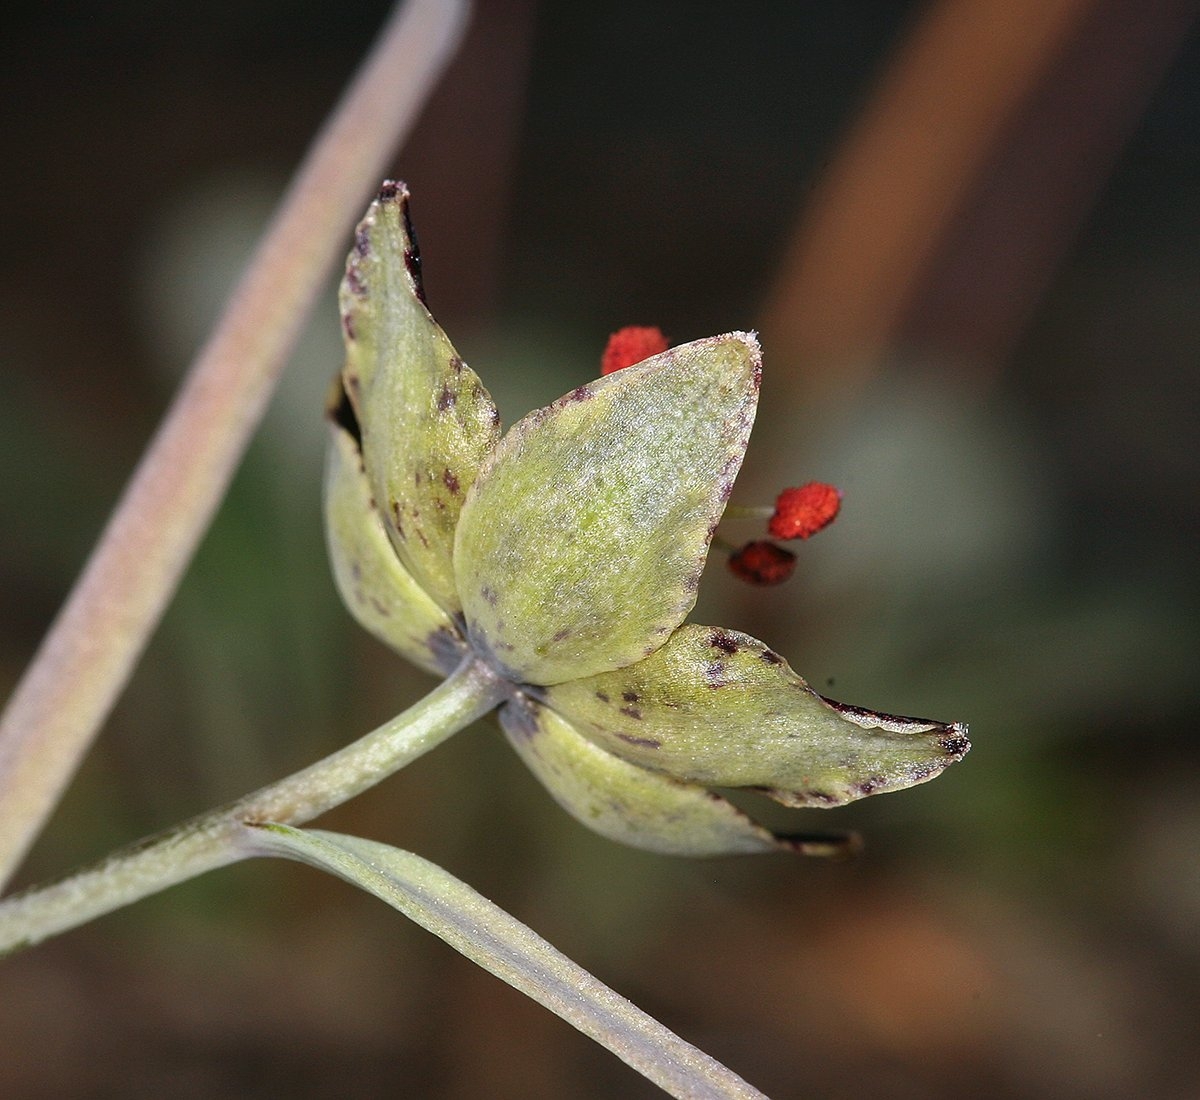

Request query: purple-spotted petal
[
  {"left": 544, "top": 624, "right": 969, "bottom": 807},
  {"left": 454, "top": 334, "right": 761, "bottom": 686},
  {"left": 500, "top": 694, "right": 789, "bottom": 856},
  {"left": 339, "top": 182, "right": 500, "bottom": 615},
  {"left": 324, "top": 411, "right": 467, "bottom": 676}
]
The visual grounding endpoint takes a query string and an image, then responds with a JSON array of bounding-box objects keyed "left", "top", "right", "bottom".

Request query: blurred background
[{"left": 2, "top": 1, "right": 1198, "bottom": 1096}]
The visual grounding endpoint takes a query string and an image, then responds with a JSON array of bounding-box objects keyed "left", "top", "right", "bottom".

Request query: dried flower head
[{"left": 324, "top": 182, "right": 969, "bottom": 857}]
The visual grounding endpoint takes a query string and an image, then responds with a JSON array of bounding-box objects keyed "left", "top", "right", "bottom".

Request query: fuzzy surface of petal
[
  {"left": 500, "top": 695, "right": 782, "bottom": 856},
  {"left": 544, "top": 625, "right": 970, "bottom": 807},
  {"left": 339, "top": 182, "right": 500, "bottom": 614},
  {"left": 324, "top": 418, "right": 467, "bottom": 676},
  {"left": 454, "top": 334, "right": 761, "bottom": 685}
]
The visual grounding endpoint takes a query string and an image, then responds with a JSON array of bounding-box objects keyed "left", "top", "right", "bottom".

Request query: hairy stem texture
[{"left": 0, "top": 658, "right": 505, "bottom": 954}]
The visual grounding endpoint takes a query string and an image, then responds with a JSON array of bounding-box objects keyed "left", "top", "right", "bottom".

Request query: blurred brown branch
[{"left": 758, "top": 0, "right": 1196, "bottom": 402}]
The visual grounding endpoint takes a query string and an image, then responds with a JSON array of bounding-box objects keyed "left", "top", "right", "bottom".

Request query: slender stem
[
  {"left": 249, "top": 825, "right": 770, "bottom": 1100},
  {"left": 0, "top": 0, "right": 470, "bottom": 889},
  {"left": 0, "top": 657, "right": 506, "bottom": 955}
]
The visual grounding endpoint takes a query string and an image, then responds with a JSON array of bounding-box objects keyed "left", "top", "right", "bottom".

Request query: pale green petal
[
  {"left": 500, "top": 694, "right": 785, "bottom": 856},
  {"left": 545, "top": 625, "right": 970, "bottom": 807},
  {"left": 324, "top": 413, "right": 467, "bottom": 677},
  {"left": 454, "top": 334, "right": 761, "bottom": 686},
  {"left": 339, "top": 181, "right": 500, "bottom": 614}
]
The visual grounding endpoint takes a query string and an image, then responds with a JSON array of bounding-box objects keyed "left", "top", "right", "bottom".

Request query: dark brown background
[{"left": 2, "top": 2, "right": 1198, "bottom": 1096}]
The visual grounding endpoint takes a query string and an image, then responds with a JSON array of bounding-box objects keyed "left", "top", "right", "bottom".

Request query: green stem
[
  {"left": 0, "top": 657, "right": 506, "bottom": 955},
  {"left": 249, "top": 825, "right": 770, "bottom": 1100}
]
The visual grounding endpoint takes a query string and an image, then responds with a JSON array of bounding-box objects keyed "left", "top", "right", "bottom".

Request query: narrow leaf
[{"left": 247, "top": 823, "right": 767, "bottom": 1100}]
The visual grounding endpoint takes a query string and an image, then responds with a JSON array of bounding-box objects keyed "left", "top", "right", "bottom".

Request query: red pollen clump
[
  {"left": 728, "top": 541, "right": 797, "bottom": 586},
  {"left": 769, "top": 482, "right": 842, "bottom": 540},
  {"left": 601, "top": 326, "right": 669, "bottom": 375}
]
